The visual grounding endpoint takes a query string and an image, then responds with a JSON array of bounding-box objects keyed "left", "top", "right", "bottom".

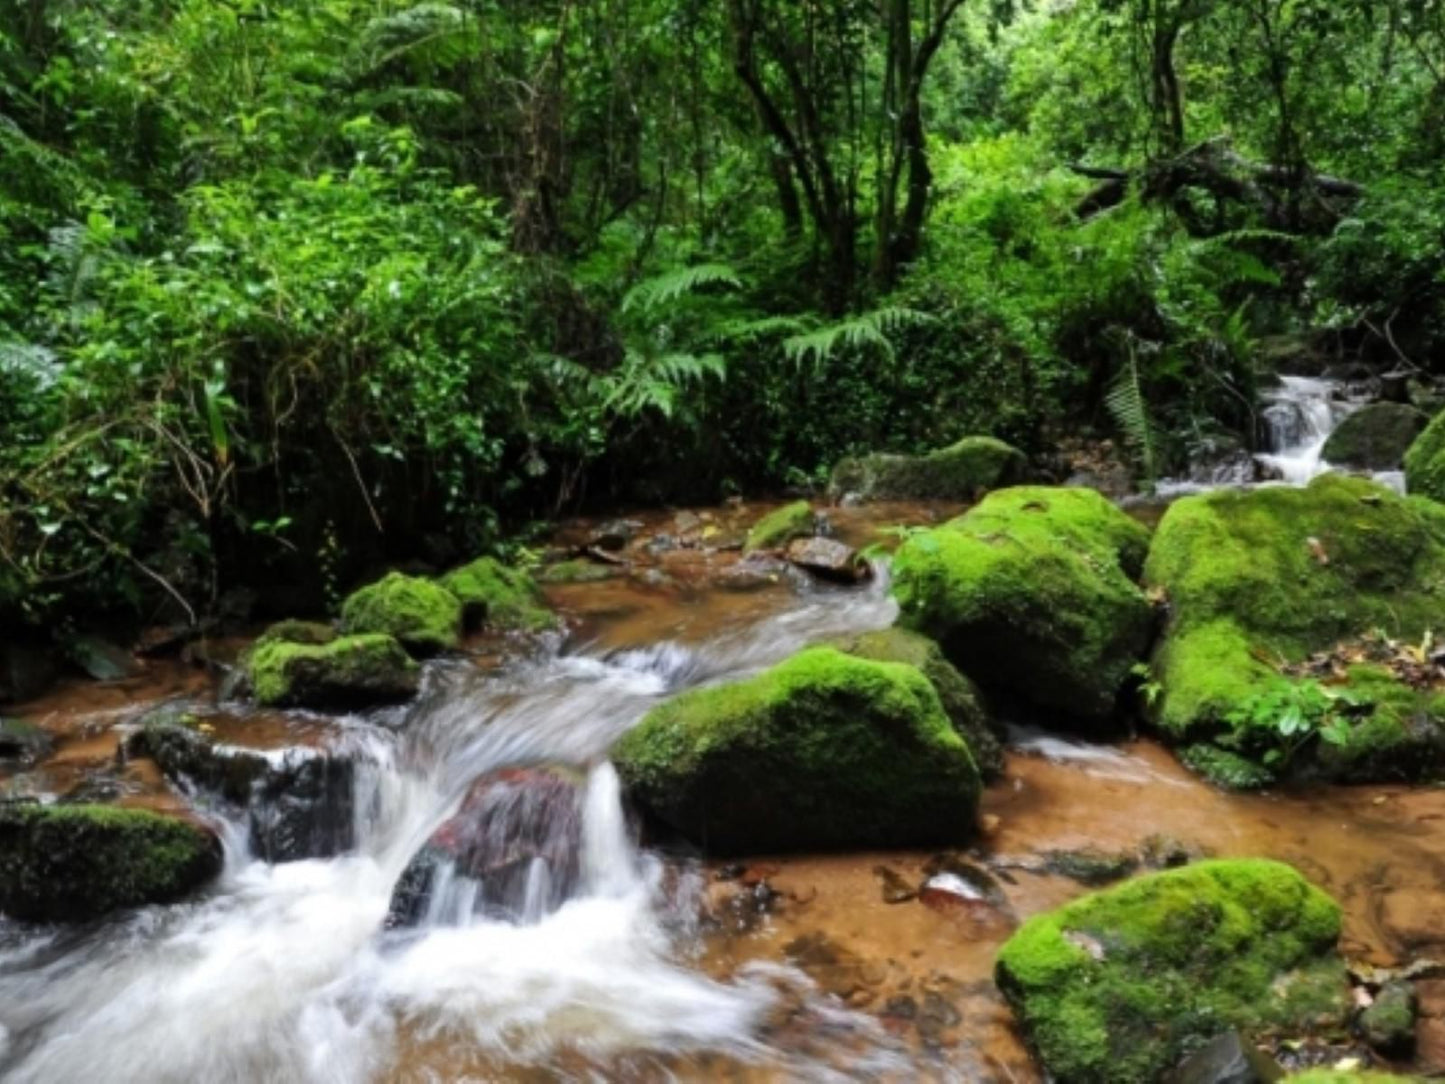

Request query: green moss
[
  {"left": 891, "top": 486, "right": 1153, "bottom": 723},
  {"left": 1405, "top": 406, "right": 1445, "bottom": 504},
  {"left": 1321, "top": 402, "right": 1427, "bottom": 471},
  {"left": 253, "top": 619, "right": 336, "bottom": 649},
  {"left": 247, "top": 632, "right": 419, "bottom": 708},
  {"left": 340, "top": 571, "right": 462, "bottom": 653},
  {"left": 830, "top": 625, "right": 1004, "bottom": 779},
  {"left": 1145, "top": 474, "right": 1445, "bottom": 782},
  {"left": 1179, "top": 743, "right": 1277, "bottom": 790},
  {"left": 1358, "top": 981, "right": 1417, "bottom": 1056},
  {"left": 830, "top": 436, "right": 1028, "bottom": 501},
  {"left": 537, "top": 558, "right": 625, "bottom": 584},
  {"left": 0, "top": 803, "right": 222, "bottom": 922},
  {"left": 439, "top": 557, "right": 553, "bottom": 632},
  {"left": 612, "top": 645, "right": 981, "bottom": 854},
  {"left": 995, "top": 859, "right": 1349, "bottom": 1084},
  {"left": 1287, "top": 1073, "right": 1416, "bottom": 1083},
  {"left": 744, "top": 500, "right": 815, "bottom": 553}
]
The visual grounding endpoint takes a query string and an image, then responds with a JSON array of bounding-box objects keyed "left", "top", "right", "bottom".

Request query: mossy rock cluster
[
  {"left": 612, "top": 645, "right": 982, "bottom": 854},
  {"left": 340, "top": 571, "right": 463, "bottom": 653},
  {"left": 891, "top": 486, "right": 1153, "bottom": 725},
  {"left": 1404, "top": 405, "right": 1445, "bottom": 503},
  {"left": 439, "top": 557, "right": 553, "bottom": 631},
  {"left": 247, "top": 624, "right": 419, "bottom": 709},
  {"left": 1321, "top": 402, "right": 1427, "bottom": 471},
  {"left": 0, "top": 802, "right": 223, "bottom": 922},
  {"left": 1145, "top": 473, "right": 1445, "bottom": 785},
  {"left": 830, "top": 436, "right": 1027, "bottom": 502},
  {"left": 829, "top": 626, "right": 1005, "bottom": 779},
  {"left": 744, "top": 500, "right": 816, "bottom": 554},
  {"left": 995, "top": 859, "right": 1350, "bottom": 1084}
]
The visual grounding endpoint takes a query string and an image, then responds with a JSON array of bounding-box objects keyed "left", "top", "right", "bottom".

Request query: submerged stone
[
  {"left": 0, "top": 802, "right": 222, "bottom": 922},
  {"left": 829, "top": 625, "right": 1005, "bottom": 780},
  {"left": 246, "top": 630, "right": 419, "bottom": 709},
  {"left": 439, "top": 557, "right": 553, "bottom": 632},
  {"left": 612, "top": 646, "right": 982, "bottom": 854},
  {"left": 1322, "top": 402, "right": 1427, "bottom": 471},
  {"left": 1167, "top": 1030, "right": 1281, "bottom": 1084},
  {"left": 830, "top": 436, "right": 1027, "bottom": 502},
  {"left": 995, "top": 859, "right": 1350, "bottom": 1084},
  {"left": 743, "top": 500, "right": 815, "bottom": 554},
  {"left": 891, "top": 486, "right": 1153, "bottom": 725},
  {"left": 1144, "top": 473, "right": 1445, "bottom": 784},
  {"left": 339, "top": 571, "right": 462, "bottom": 654},
  {"left": 1358, "top": 980, "right": 1416, "bottom": 1057},
  {"left": 784, "top": 536, "right": 869, "bottom": 583}
]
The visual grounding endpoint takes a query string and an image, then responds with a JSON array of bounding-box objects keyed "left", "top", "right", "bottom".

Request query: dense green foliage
[{"left": 3, "top": 0, "right": 1443, "bottom": 627}]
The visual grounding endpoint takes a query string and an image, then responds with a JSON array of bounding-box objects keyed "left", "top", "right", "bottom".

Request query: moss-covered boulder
[
  {"left": 891, "top": 486, "right": 1153, "bottom": 724},
  {"left": 1286, "top": 1074, "right": 1414, "bottom": 1083},
  {"left": 1322, "top": 402, "right": 1427, "bottom": 471},
  {"left": 830, "top": 436, "right": 1028, "bottom": 502},
  {"left": 440, "top": 557, "right": 553, "bottom": 632},
  {"left": 340, "top": 571, "right": 462, "bottom": 654},
  {"left": 537, "top": 558, "right": 625, "bottom": 585},
  {"left": 1405, "top": 406, "right": 1445, "bottom": 503},
  {"left": 829, "top": 626, "right": 1005, "bottom": 779},
  {"left": 995, "top": 859, "right": 1350, "bottom": 1084},
  {"left": 612, "top": 646, "right": 982, "bottom": 853},
  {"left": 247, "top": 631, "right": 419, "bottom": 709},
  {"left": 0, "top": 803, "right": 223, "bottom": 922},
  {"left": 743, "top": 500, "right": 816, "bottom": 554},
  {"left": 1144, "top": 473, "right": 1445, "bottom": 784}
]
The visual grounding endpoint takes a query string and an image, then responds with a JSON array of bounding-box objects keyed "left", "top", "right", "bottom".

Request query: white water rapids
[{"left": 0, "top": 575, "right": 906, "bottom": 1082}]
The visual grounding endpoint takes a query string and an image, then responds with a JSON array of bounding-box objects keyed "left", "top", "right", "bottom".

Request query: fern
[
  {"left": 604, "top": 350, "right": 726, "bottom": 419},
  {"left": 622, "top": 264, "right": 741, "bottom": 313},
  {"left": 782, "top": 306, "right": 933, "bottom": 369},
  {"left": 351, "top": 4, "right": 478, "bottom": 79},
  {"left": 0, "top": 341, "right": 60, "bottom": 390},
  {"left": 1106, "top": 337, "right": 1160, "bottom": 488}
]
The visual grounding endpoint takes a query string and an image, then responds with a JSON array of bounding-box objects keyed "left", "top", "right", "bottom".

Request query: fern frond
[
  {"left": 1106, "top": 339, "right": 1159, "bottom": 488},
  {"left": 0, "top": 341, "right": 60, "bottom": 390},
  {"left": 603, "top": 350, "right": 726, "bottom": 419},
  {"left": 622, "top": 264, "right": 742, "bottom": 313},
  {"left": 782, "top": 306, "right": 932, "bottom": 369},
  {"left": 351, "top": 4, "right": 478, "bottom": 79}
]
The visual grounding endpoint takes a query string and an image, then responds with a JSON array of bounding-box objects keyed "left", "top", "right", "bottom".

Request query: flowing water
[{"left": 5, "top": 504, "right": 1445, "bottom": 1081}]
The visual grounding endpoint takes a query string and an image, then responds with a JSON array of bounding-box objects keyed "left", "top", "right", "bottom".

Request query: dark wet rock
[
  {"left": 69, "top": 635, "right": 142, "bottom": 681},
  {"left": 830, "top": 436, "right": 1027, "bottom": 502},
  {"left": 58, "top": 777, "right": 127, "bottom": 805},
  {"left": 1359, "top": 981, "right": 1417, "bottom": 1057},
  {"left": 713, "top": 554, "right": 799, "bottom": 593},
  {"left": 589, "top": 519, "right": 643, "bottom": 552},
  {"left": 386, "top": 765, "right": 584, "bottom": 928},
  {"left": 0, "top": 640, "right": 59, "bottom": 704},
  {"left": 132, "top": 716, "right": 358, "bottom": 862},
  {"left": 245, "top": 623, "right": 419, "bottom": 710},
  {"left": 784, "top": 537, "right": 869, "bottom": 584},
  {"left": 0, "top": 717, "right": 54, "bottom": 765},
  {"left": 893, "top": 486, "right": 1153, "bottom": 727},
  {"left": 134, "top": 624, "right": 195, "bottom": 657},
  {"left": 1167, "top": 1031, "right": 1282, "bottom": 1084},
  {"left": 883, "top": 994, "right": 918, "bottom": 1020},
  {"left": 1145, "top": 474, "right": 1445, "bottom": 785},
  {"left": 614, "top": 646, "right": 982, "bottom": 854},
  {"left": 872, "top": 864, "right": 916, "bottom": 904},
  {"left": 829, "top": 626, "right": 1004, "bottom": 780},
  {"left": 0, "top": 801, "right": 222, "bottom": 922},
  {"left": 743, "top": 500, "right": 816, "bottom": 554},
  {"left": 920, "top": 853, "right": 1010, "bottom": 912},
  {"left": 1044, "top": 847, "right": 1141, "bottom": 886},
  {"left": 995, "top": 859, "right": 1350, "bottom": 1084},
  {"left": 1322, "top": 403, "right": 1427, "bottom": 471}
]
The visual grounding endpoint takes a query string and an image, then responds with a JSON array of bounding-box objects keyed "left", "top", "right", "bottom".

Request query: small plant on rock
[{"left": 1221, "top": 678, "right": 1360, "bottom": 771}]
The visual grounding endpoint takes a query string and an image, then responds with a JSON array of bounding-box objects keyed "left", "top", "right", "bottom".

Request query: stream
[{"left": 2, "top": 390, "right": 1443, "bottom": 1082}]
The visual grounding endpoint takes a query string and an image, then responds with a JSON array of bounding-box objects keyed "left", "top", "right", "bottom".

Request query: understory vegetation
[{"left": 3, "top": 0, "right": 1443, "bottom": 628}]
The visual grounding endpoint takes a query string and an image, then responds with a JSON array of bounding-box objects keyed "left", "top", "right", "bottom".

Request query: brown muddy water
[{"left": 2, "top": 498, "right": 1442, "bottom": 1082}]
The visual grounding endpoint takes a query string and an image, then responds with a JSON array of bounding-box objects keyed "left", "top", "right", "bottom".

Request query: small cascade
[{"left": 1254, "top": 375, "right": 1357, "bottom": 485}]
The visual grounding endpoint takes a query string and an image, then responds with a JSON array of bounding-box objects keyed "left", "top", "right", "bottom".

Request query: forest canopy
[{"left": 2, "top": 0, "right": 1443, "bottom": 626}]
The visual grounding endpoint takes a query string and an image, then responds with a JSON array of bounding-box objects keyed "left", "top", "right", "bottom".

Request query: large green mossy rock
[
  {"left": 340, "top": 571, "right": 462, "bottom": 654},
  {"left": 1322, "top": 402, "right": 1427, "bottom": 471},
  {"left": 1145, "top": 473, "right": 1445, "bottom": 783},
  {"left": 1405, "top": 407, "right": 1445, "bottom": 503},
  {"left": 829, "top": 626, "right": 1005, "bottom": 780},
  {"left": 744, "top": 500, "right": 815, "bottom": 554},
  {"left": 891, "top": 486, "right": 1153, "bottom": 724},
  {"left": 830, "top": 436, "right": 1027, "bottom": 502},
  {"left": 612, "top": 646, "right": 982, "bottom": 854},
  {"left": 439, "top": 557, "right": 553, "bottom": 632},
  {"left": 247, "top": 629, "right": 419, "bottom": 708},
  {"left": 0, "top": 803, "right": 223, "bottom": 922},
  {"left": 1286, "top": 1073, "right": 1415, "bottom": 1083},
  {"left": 995, "top": 859, "right": 1350, "bottom": 1084}
]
